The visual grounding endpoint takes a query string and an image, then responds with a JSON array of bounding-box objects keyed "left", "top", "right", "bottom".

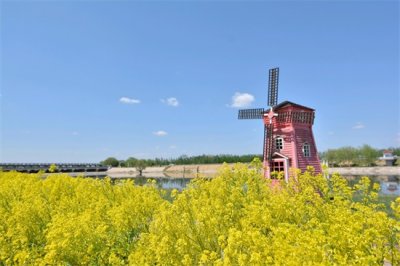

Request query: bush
[
  {"left": 130, "top": 163, "right": 398, "bottom": 265},
  {"left": 0, "top": 163, "right": 398, "bottom": 265},
  {"left": 0, "top": 172, "right": 164, "bottom": 265}
]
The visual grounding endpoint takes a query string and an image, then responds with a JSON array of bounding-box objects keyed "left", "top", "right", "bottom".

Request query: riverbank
[
  {"left": 106, "top": 165, "right": 230, "bottom": 178},
  {"left": 106, "top": 164, "right": 400, "bottom": 177},
  {"left": 327, "top": 166, "right": 400, "bottom": 176}
]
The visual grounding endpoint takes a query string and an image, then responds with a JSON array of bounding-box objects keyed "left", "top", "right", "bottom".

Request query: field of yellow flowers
[{"left": 0, "top": 160, "right": 399, "bottom": 265}]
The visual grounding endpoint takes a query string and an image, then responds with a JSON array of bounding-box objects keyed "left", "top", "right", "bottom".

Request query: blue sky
[{"left": 1, "top": 1, "right": 399, "bottom": 163}]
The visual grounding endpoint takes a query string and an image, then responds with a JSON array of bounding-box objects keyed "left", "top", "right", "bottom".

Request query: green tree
[
  {"left": 321, "top": 146, "right": 380, "bottom": 167},
  {"left": 134, "top": 160, "right": 147, "bottom": 176},
  {"left": 101, "top": 157, "right": 119, "bottom": 167},
  {"left": 125, "top": 157, "right": 138, "bottom": 167},
  {"left": 358, "top": 144, "right": 380, "bottom": 166}
]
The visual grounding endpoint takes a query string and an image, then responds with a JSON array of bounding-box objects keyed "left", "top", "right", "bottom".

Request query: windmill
[{"left": 238, "top": 68, "right": 322, "bottom": 180}]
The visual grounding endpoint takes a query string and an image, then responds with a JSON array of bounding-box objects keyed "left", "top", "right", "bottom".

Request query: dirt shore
[
  {"left": 327, "top": 166, "right": 400, "bottom": 176},
  {"left": 107, "top": 165, "right": 400, "bottom": 177}
]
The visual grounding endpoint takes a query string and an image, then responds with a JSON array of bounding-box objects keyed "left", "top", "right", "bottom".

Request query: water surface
[{"left": 68, "top": 171, "right": 400, "bottom": 196}]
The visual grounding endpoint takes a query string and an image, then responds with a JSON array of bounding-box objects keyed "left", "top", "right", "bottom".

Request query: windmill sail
[
  {"left": 238, "top": 108, "right": 265, "bottom": 119},
  {"left": 265, "top": 123, "right": 274, "bottom": 160},
  {"left": 263, "top": 125, "right": 268, "bottom": 161},
  {"left": 237, "top": 67, "right": 280, "bottom": 169},
  {"left": 268, "top": 68, "right": 279, "bottom": 107}
]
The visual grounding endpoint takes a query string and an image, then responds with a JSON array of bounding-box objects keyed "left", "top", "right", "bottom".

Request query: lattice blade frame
[
  {"left": 268, "top": 68, "right": 279, "bottom": 107},
  {"left": 263, "top": 125, "right": 267, "bottom": 161},
  {"left": 265, "top": 123, "right": 274, "bottom": 161},
  {"left": 238, "top": 108, "right": 265, "bottom": 119}
]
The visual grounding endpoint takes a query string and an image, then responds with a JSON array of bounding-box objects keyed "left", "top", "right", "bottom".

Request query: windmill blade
[
  {"left": 263, "top": 124, "right": 267, "bottom": 161},
  {"left": 268, "top": 68, "right": 279, "bottom": 107},
  {"left": 238, "top": 108, "right": 265, "bottom": 119},
  {"left": 266, "top": 123, "right": 274, "bottom": 160}
]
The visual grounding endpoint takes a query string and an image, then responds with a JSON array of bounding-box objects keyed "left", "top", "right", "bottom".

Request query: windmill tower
[{"left": 238, "top": 68, "right": 322, "bottom": 181}]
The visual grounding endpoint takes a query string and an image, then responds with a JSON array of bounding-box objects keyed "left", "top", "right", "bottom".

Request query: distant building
[{"left": 379, "top": 150, "right": 398, "bottom": 166}]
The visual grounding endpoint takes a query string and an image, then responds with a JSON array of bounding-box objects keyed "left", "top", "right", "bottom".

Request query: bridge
[{"left": 0, "top": 163, "right": 109, "bottom": 173}]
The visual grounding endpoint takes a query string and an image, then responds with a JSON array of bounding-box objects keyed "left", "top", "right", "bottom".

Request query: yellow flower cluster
[
  {"left": 0, "top": 172, "right": 164, "bottom": 265},
  {"left": 0, "top": 160, "right": 398, "bottom": 265}
]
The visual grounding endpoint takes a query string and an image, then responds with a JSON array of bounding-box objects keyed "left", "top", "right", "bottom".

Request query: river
[{"left": 78, "top": 172, "right": 400, "bottom": 196}]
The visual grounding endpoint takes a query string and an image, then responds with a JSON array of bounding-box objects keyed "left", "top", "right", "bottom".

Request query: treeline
[
  {"left": 101, "top": 145, "right": 400, "bottom": 168},
  {"left": 320, "top": 145, "right": 399, "bottom": 167},
  {"left": 101, "top": 154, "right": 262, "bottom": 167}
]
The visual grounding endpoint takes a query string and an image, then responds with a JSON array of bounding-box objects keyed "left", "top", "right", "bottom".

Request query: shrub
[{"left": 0, "top": 163, "right": 398, "bottom": 265}]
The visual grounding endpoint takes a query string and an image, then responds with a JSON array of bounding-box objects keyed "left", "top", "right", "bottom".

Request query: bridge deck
[{"left": 0, "top": 163, "right": 109, "bottom": 173}]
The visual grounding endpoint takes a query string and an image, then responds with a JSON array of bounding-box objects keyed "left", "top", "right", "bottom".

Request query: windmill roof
[{"left": 268, "top": 101, "right": 315, "bottom": 112}]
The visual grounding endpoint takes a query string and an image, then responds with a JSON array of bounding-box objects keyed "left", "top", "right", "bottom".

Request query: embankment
[
  {"left": 107, "top": 165, "right": 400, "bottom": 178},
  {"left": 327, "top": 166, "right": 400, "bottom": 176}
]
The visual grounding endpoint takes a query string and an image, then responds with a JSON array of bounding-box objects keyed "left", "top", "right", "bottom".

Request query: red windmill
[{"left": 238, "top": 68, "right": 322, "bottom": 181}]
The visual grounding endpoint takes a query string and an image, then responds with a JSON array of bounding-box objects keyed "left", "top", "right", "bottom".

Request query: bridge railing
[{"left": 0, "top": 163, "right": 109, "bottom": 173}]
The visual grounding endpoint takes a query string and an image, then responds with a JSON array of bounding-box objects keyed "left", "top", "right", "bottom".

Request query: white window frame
[
  {"left": 275, "top": 136, "right": 284, "bottom": 151},
  {"left": 303, "top": 143, "right": 311, "bottom": 157}
]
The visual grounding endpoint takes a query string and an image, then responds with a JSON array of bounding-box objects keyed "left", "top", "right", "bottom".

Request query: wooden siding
[
  {"left": 293, "top": 127, "right": 322, "bottom": 172},
  {"left": 271, "top": 125, "right": 296, "bottom": 168},
  {"left": 264, "top": 103, "right": 322, "bottom": 174}
]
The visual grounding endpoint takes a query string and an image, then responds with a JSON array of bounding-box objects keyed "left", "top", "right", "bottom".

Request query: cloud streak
[
  {"left": 161, "top": 97, "right": 179, "bottom": 107},
  {"left": 352, "top": 122, "right": 365, "bottom": 129},
  {"left": 153, "top": 130, "right": 168, "bottom": 136},
  {"left": 119, "top": 97, "right": 140, "bottom": 104},
  {"left": 230, "top": 92, "right": 254, "bottom": 108}
]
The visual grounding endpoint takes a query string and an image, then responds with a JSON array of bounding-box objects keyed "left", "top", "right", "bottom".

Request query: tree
[
  {"left": 134, "top": 160, "right": 147, "bottom": 176},
  {"left": 101, "top": 157, "right": 119, "bottom": 167},
  {"left": 125, "top": 157, "right": 138, "bottom": 168},
  {"left": 321, "top": 145, "right": 380, "bottom": 167},
  {"left": 358, "top": 144, "right": 380, "bottom": 166}
]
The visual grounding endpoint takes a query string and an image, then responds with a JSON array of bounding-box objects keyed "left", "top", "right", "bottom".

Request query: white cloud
[
  {"left": 119, "top": 97, "right": 140, "bottom": 104},
  {"left": 161, "top": 97, "right": 179, "bottom": 107},
  {"left": 230, "top": 92, "right": 255, "bottom": 108},
  {"left": 169, "top": 145, "right": 177, "bottom": 149},
  {"left": 153, "top": 130, "right": 168, "bottom": 136},
  {"left": 352, "top": 122, "right": 365, "bottom": 129}
]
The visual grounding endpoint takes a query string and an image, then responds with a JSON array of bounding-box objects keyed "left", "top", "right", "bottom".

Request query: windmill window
[
  {"left": 272, "top": 161, "right": 284, "bottom": 172},
  {"left": 303, "top": 143, "right": 311, "bottom": 157},
  {"left": 299, "top": 112, "right": 306, "bottom": 123},
  {"left": 275, "top": 137, "right": 284, "bottom": 150}
]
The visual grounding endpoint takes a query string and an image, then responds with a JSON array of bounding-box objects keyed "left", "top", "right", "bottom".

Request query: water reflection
[
  {"left": 76, "top": 172, "right": 400, "bottom": 196},
  {"left": 81, "top": 174, "right": 193, "bottom": 191},
  {"left": 336, "top": 175, "right": 400, "bottom": 196},
  {"left": 123, "top": 176, "right": 192, "bottom": 190}
]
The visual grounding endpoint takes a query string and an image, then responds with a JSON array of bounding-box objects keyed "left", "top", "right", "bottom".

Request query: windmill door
[{"left": 270, "top": 153, "right": 290, "bottom": 182}]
